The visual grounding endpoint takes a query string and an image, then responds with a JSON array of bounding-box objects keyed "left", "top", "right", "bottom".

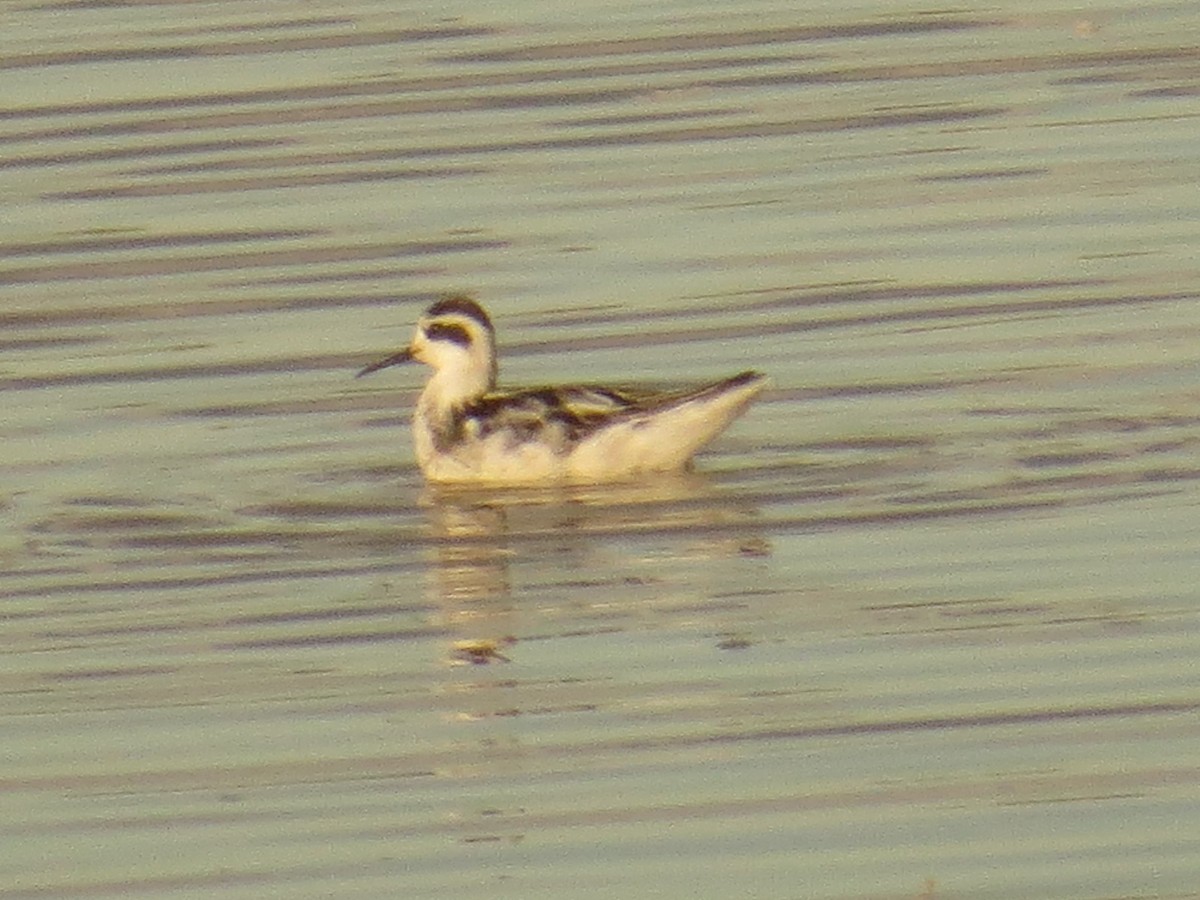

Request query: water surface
[{"left": 3, "top": 2, "right": 1199, "bottom": 898}]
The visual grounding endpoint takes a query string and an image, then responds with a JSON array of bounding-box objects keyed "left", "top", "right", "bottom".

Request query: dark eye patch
[{"left": 425, "top": 321, "right": 472, "bottom": 347}]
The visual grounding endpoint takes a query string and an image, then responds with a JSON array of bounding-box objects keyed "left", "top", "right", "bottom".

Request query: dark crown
[{"left": 425, "top": 295, "right": 493, "bottom": 335}]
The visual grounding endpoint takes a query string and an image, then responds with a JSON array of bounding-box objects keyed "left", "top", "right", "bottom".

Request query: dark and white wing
[
  {"left": 455, "top": 385, "right": 635, "bottom": 452},
  {"left": 455, "top": 372, "right": 763, "bottom": 453}
]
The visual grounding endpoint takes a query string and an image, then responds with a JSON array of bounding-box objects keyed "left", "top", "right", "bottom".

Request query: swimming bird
[{"left": 356, "top": 295, "right": 767, "bottom": 484}]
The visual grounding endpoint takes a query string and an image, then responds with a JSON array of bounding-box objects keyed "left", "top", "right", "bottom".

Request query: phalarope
[{"left": 357, "top": 295, "right": 767, "bottom": 484}]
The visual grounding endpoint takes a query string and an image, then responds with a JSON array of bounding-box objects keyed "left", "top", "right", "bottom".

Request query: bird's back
[{"left": 421, "top": 371, "right": 767, "bottom": 483}]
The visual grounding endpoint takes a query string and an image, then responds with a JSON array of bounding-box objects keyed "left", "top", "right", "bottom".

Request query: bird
[{"left": 356, "top": 295, "right": 767, "bottom": 484}]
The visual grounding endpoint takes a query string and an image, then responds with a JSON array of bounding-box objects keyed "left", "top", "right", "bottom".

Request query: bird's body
[{"left": 357, "top": 296, "right": 767, "bottom": 485}]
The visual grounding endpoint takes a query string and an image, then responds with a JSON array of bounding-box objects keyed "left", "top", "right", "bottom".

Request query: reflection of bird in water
[
  {"left": 450, "top": 638, "right": 513, "bottom": 665},
  {"left": 421, "top": 499, "right": 515, "bottom": 665},
  {"left": 357, "top": 295, "right": 767, "bottom": 484}
]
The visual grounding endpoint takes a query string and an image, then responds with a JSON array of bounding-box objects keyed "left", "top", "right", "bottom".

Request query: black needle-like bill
[{"left": 355, "top": 347, "right": 414, "bottom": 378}]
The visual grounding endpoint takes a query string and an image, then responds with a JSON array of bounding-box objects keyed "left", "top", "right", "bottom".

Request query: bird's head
[{"left": 357, "top": 295, "right": 498, "bottom": 406}]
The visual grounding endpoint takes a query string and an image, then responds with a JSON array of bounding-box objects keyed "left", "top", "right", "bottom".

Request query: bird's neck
[{"left": 420, "top": 363, "right": 493, "bottom": 416}]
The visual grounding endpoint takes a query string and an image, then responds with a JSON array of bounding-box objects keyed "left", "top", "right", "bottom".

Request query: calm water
[{"left": 3, "top": 2, "right": 1200, "bottom": 898}]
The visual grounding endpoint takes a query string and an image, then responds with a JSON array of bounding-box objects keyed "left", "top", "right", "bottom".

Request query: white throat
[{"left": 421, "top": 359, "right": 491, "bottom": 412}]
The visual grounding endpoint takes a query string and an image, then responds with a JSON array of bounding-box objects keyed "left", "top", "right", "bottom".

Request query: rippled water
[{"left": 3, "top": 2, "right": 1200, "bottom": 898}]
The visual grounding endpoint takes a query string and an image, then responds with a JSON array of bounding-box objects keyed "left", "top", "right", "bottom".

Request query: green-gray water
[{"left": 3, "top": 3, "right": 1199, "bottom": 897}]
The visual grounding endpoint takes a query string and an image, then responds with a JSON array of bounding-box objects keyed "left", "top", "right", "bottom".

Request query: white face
[
  {"left": 412, "top": 314, "right": 478, "bottom": 363},
  {"left": 410, "top": 310, "right": 498, "bottom": 399},
  {"left": 356, "top": 296, "right": 497, "bottom": 390}
]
